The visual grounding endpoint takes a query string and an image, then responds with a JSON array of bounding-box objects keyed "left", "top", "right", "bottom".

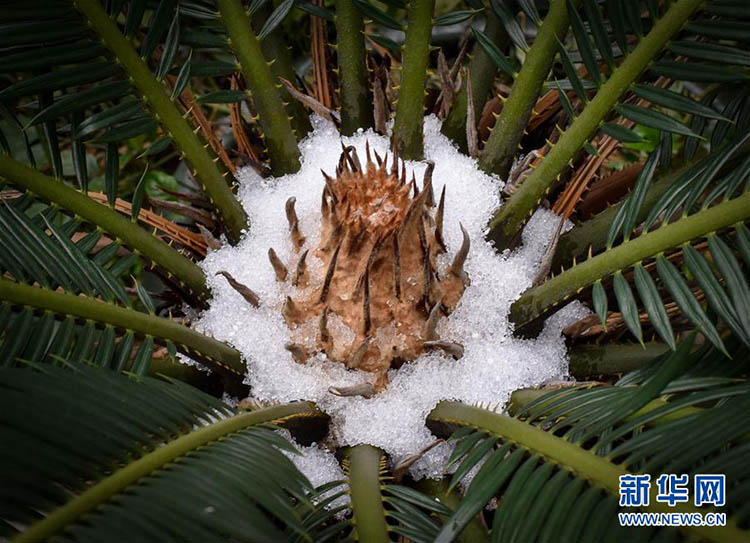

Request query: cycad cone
[{"left": 235, "top": 143, "right": 470, "bottom": 396}]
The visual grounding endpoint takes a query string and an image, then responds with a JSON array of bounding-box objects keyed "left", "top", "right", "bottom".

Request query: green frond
[
  {"left": 0, "top": 0, "right": 248, "bottom": 243},
  {"left": 488, "top": 0, "right": 723, "bottom": 250},
  {"left": 0, "top": 157, "right": 209, "bottom": 301},
  {"left": 479, "top": 0, "right": 578, "bottom": 178},
  {"left": 0, "top": 280, "right": 244, "bottom": 378},
  {"left": 429, "top": 337, "right": 750, "bottom": 542},
  {"left": 510, "top": 146, "right": 750, "bottom": 347},
  {"left": 0, "top": 363, "right": 324, "bottom": 542},
  {"left": 216, "top": 0, "right": 301, "bottom": 176}
]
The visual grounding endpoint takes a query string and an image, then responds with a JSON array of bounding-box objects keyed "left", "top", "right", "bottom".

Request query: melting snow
[{"left": 191, "top": 116, "right": 588, "bottom": 481}]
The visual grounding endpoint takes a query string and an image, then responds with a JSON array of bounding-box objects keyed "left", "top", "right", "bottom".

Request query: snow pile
[
  {"left": 276, "top": 429, "right": 349, "bottom": 509},
  {"left": 192, "top": 116, "right": 588, "bottom": 480}
]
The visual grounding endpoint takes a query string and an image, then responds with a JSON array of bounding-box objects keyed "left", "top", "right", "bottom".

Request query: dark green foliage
[
  {"left": 0, "top": 364, "right": 322, "bottom": 542},
  {"left": 431, "top": 339, "right": 750, "bottom": 542}
]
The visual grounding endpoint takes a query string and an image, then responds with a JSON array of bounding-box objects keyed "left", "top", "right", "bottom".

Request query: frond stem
[
  {"left": 393, "top": 0, "right": 435, "bottom": 160},
  {"left": 479, "top": 0, "right": 579, "bottom": 177},
  {"left": 335, "top": 0, "right": 373, "bottom": 135},
  {"left": 0, "top": 279, "right": 243, "bottom": 377},
  {"left": 347, "top": 444, "right": 390, "bottom": 542},
  {"left": 510, "top": 190, "right": 750, "bottom": 327},
  {"left": 0, "top": 155, "right": 210, "bottom": 301},
  {"left": 217, "top": 0, "right": 301, "bottom": 175},
  {"left": 73, "top": 0, "right": 249, "bottom": 244}
]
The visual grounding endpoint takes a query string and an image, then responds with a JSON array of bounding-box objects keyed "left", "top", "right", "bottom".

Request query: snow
[
  {"left": 276, "top": 429, "right": 349, "bottom": 509},
  {"left": 190, "top": 116, "right": 589, "bottom": 483}
]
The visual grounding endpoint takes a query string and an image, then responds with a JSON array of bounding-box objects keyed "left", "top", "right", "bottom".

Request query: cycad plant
[{"left": 1, "top": 0, "right": 749, "bottom": 541}]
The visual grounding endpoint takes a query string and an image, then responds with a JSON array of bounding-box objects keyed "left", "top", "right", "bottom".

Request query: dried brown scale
[
  {"left": 265, "top": 145, "right": 470, "bottom": 391},
  {"left": 424, "top": 340, "right": 465, "bottom": 359},
  {"left": 216, "top": 271, "right": 260, "bottom": 308},
  {"left": 268, "top": 248, "right": 288, "bottom": 281},
  {"left": 285, "top": 342, "right": 308, "bottom": 364},
  {"left": 329, "top": 383, "right": 375, "bottom": 399},
  {"left": 292, "top": 249, "right": 309, "bottom": 287},
  {"left": 435, "top": 186, "right": 447, "bottom": 253}
]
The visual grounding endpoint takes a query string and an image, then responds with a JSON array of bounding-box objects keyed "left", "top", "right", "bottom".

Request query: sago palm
[{"left": 0, "top": 0, "right": 749, "bottom": 541}]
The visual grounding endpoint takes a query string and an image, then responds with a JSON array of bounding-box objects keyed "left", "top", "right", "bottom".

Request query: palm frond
[
  {"left": 0, "top": 363, "right": 325, "bottom": 542},
  {"left": 343, "top": 444, "right": 458, "bottom": 543},
  {"left": 429, "top": 336, "right": 750, "bottom": 542},
  {"left": 511, "top": 176, "right": 750, "bottom": 350},
  {"left": 0, "top": 0, "right": 248, "bottom": 241},
  {"left": 0, "top": 279, "right": 244, "bottom": 378},
  {"left": 488, "top": 0, "right": 750, "bottom": 249},
  {"left": 0, "top": 160, "right": 210, "bottom": 301},
  {"left": 0, "top": 192, "right": 129, "bottom": 303}
]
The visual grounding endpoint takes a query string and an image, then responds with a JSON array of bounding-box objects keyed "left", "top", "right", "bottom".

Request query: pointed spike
[
  {"left": 449, "top": 223, "right": 470, "bottom": 283},
  {"left": 412, "top": 173, "right": 418, "bottom": 198},
  {"left": 321, "top": 187, "right": 330, "bottom": 216},
  {"left": 285, "top": 342, "right": 308, "bottom": 364},
  {"left": 319, "top": 306, "right": 330, "bottom": 345},
  {"left": 322, "top": 171, "right": 338, "bottom": 203},
  {"left": 328, "top": 383, "right": 375, "bottom": 398},
  {"left": 365, "top": 140, "right": 373, "bottom": 166},
  {"left": 374, "top": 149, "right": 383, "bottom": 166},
  {"left": 424, "top": 340, "right": 464, "bottom": 359},
  {"left": 341, "top": 143, "right": 360, "bottom": 172},
  {"left": 348, "top": 338, "right": 370, "bottom": 369},
  {"left": 293, "top": 249, "right": 309, "bottom": 287},
  {"left": 283, "top": 295, "right": 300, "bottom": 322},
  {"left": 216, "top": 271, "right": 260, "bottom": 307},
  {"left": 423, "top": 161, "right": 435, "bottom": 207},
  {"left": 435, "top": 185, "right": 447, "bottom": 252},
  {"left": 400, "top": 171, "right": 434, "bottom": 235},
  {"left": 400, "top": 161, "right": 406, "bottom": 185},
  {"left": 268, "top": 248, "right": 288, "bottom": 281},
  {"left": 285, "top": 196, "right": 298, "bottom": 229},
  {"left": 363, "top": 266, "right": 371, "bottom": 334},
  {"left": 425, "top": 298, "right": 443, "bottom": 341},
  {"left": 419, "top": 219, "right": 432, "bottom": 305},
  {"left": 319, "top": 241, "right": 342, "bottom": 303},
  {"left": 290, "top": 219, "right": 305, "bottom": 251},
  {"left": 349, "top": 146, "right": 362, "bottom": 172},
  {"left": 393, "top": 235, "right": 401, "bottom": 300},
  {"left": 338, "top": 145, "right": 350, "bottom": 173}
]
